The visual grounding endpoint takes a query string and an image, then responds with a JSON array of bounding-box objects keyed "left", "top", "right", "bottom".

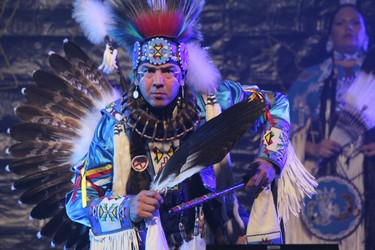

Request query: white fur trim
[
  {"left": 90, "top": 228, "right": 139, "bottom": 250},
  {"left": 73, "top": 0, "right": 113, "bottom": 45},
  {"left": 186, "top": 43, "right": 221, "bottom": 94},
  {"left": 71, "top": 110, "right": 102, "bottom": 164},
  {"left": 112, "top": 124, "right": 131, "bottom": 196},
  {"left": 277, "top": 143, "right": 317, "bottom": 221}
]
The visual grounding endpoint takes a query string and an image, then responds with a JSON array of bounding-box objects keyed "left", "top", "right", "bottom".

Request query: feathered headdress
[{"left": 73, "top": 0, "right": 220, "bottom": 94}]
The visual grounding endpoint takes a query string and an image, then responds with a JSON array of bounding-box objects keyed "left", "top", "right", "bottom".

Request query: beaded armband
[
  {"left": 89, "top": 195, "right": 134, "bottom": 235},
  {"left": 257, "top": 119, "right": 289, "bottom": 173}
]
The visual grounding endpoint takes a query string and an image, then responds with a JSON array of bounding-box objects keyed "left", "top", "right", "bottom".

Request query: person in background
[{"left": 286, "top": 4, "right": 374, "bottom": 250}]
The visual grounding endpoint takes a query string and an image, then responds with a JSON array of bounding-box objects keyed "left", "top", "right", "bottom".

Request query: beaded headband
[{"left": 132, "top": 37, "right": 189, "bottom": 70}]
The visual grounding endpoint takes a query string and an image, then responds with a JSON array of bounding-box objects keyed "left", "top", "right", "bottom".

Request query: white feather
[
  {"left": 72, "top": 0, "right": 113, "bottom": 45},
  {"left": 186, "top": 43, "right": 221, "bottom": 95}
]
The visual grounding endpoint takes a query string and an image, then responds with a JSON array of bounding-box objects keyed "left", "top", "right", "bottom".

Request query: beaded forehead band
[{"left": 132, "top": 37, "right": 189, "bottom": 70}]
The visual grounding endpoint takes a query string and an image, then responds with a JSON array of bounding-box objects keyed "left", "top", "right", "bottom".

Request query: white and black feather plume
[{"left": 152, "top": 97, "right": 266, "bottom": 191}]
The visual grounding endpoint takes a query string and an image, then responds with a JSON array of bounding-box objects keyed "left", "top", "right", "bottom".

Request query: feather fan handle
[{"left": 277, "top": 143, "right": 317, "bottom": 221}]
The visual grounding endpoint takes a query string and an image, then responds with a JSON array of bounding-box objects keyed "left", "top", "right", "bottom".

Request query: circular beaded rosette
[{"left": 301, "top": 175, "right": 363, "bottom": 241}]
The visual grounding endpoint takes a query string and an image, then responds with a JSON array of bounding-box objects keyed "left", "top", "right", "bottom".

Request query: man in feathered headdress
[{"left": 64, "top": 0, "right": 315, "bottom": 249}]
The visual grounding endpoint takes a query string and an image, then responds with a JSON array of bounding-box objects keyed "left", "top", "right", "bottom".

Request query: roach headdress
[{"left": 73, "top": 0, "right": 220, "bottom": 94}]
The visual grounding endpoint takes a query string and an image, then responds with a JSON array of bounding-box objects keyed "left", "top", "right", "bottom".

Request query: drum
[{"left": 300, "top": 175, "right": 363, "bottom": 241}]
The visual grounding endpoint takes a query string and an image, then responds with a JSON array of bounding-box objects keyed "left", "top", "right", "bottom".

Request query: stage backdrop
[{"left": 1, "top": 0, "right": 374, "bottom": 249}]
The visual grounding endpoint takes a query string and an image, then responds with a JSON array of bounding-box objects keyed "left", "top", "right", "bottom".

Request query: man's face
[
  {"left": 137, "top": 63, "right": 183, "bottom": 108},
  {"left": 330, "top": 6, "right": 367, "bottom": 54}
]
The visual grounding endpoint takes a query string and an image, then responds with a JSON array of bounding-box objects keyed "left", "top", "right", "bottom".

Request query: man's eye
[
  {"left": 145, "top": 69, "right": 156, "bottom": 73},
  {"left": 161, "top": 69, "right": 173, "bottom": 74}
]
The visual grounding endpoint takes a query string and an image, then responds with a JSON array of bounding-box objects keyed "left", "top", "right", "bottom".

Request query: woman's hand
[
  {"left": 306, "top": 139, "right": 341, "bottom": 159},
  {"left": 129, "top": 190, "right": 164, "bottom": 223}
]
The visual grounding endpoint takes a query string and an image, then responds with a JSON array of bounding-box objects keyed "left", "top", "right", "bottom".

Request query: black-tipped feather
[
  {"left": 49, "top": 53, "right": 102, "bottom": 102},
  {"left": 9, "top": 155, "right": 70, "bottom": 176},
  {"left": 33, "top": 70, "right": 94, "bottom": 113},
  {"left": 31, "top": 193, "right": 67, "bottom": 219},
  {"left": 10, "top": 122, "right": 78, "bottom": 142},
  {"left": 9, "top": 141, "right": 73, "bottom": 158},
  {"left": 52, "top": 217, "right": 74, "bottom": 246},
  {"left": 153, "top": 98, "right": 266, "bottom": 189},
  {"left": 64, "top": 224, "right": 89, "bottom": 249},
  {"left": 63, "top": 40, "right": 114, "bottom": 95},
  {"left": 13, "top": 167, "right": 72, "bottom": 190},
  {"left": 39, "top": 210, "right": 66, "bottom": 238},
  {"left": 23, "top": 86, "right": 88, "bottom": 118},
  {"left": 74, "top": 228, "right": 90, "bottom": 250},
  {"left": 20, "top": 177, "right": 73, "bottom": 204}
]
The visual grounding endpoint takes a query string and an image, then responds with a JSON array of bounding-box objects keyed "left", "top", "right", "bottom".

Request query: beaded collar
[{"left": 121, "top": 85, "right": 201, "bottom": 142}]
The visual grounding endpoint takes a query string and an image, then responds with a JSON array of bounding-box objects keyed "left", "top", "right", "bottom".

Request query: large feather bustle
[
  {"left": 8, "top": 40, "right": 119, "bottom": 249},
  {"left": 72, "top": 0, "right": 113, "bottom": 45},
  {"left": 152, "top": 97, "right": 266, "bottom": 191}
]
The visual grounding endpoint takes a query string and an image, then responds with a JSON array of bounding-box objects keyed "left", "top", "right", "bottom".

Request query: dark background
[{"left": 1, "top": 0, "right": 374, "bottom": 249}]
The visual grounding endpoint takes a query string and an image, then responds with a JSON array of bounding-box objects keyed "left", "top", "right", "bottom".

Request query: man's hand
[
  {"left": 129, "top": 190, "right": 164, "bottom": 223},
  {"left": 243, "top": 159, "right": 276, "bottom": 197}
]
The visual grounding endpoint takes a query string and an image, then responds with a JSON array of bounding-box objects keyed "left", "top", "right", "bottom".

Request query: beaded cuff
[
  {"left": 89, "top": 195, "right": 134, "bottom": 235},
  {"left": 257, "top": 119, "right": 289, "bottom": 173}
]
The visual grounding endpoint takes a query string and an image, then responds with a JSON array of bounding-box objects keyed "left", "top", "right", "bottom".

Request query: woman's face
[{"left": 330, "top": 6, "right": 367, "bottom": 54}]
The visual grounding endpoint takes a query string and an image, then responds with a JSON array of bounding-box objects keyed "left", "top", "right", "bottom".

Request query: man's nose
[{"left": 153, "top": 69, "right": 164, "bottom": 85}]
